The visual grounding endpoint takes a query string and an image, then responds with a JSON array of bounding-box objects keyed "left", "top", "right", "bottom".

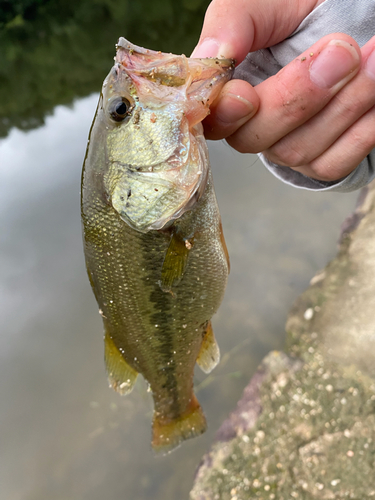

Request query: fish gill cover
[{"left": 81, "top": 37, "right": 233, "bottom": 453}]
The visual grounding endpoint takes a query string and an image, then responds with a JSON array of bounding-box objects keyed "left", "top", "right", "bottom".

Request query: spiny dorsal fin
[
  {"left": 196, "top": 321, "right": 220, "bottom": 374},
  {"left": 104, "top": 332, "right": 138, "bottom": 395}
]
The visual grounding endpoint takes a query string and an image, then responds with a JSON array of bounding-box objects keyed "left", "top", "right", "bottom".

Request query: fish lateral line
[{"left": 81, "top": 36, "right": 232, "bottom": 453}]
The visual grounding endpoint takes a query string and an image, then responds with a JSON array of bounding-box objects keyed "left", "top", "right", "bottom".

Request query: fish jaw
[
  {"left": 99, "top": 38, "right": 234, "bottom": 233},
  {"left": 81, "top": 38, "right": 232, "bottom": 455},
  {"left": 115, "top": 37, "right": 235, "bottom": 126}
]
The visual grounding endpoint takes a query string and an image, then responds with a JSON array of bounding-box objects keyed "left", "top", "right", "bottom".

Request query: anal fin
[
  {"left": 104, "top": 332, "right": 138, "bottom": 395},
  {"left": 152, "top": 394, "right": 206, "bottom": 454},
  {"left": 196, "top": 321, "right": 220, "bottom": 374},
  {"left": 160, "top": 230, "right": 193, "bottom": 292}
]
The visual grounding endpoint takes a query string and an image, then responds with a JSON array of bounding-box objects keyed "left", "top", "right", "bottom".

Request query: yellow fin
[
  {"left": 160, "top": 231, "right": 193, "bottom": 292},
  {"left": 219, "top": 219, "right": 230, "bottom": 273},
  {"left": 104, "top": 332, "right": 138, "bottom": 395},
  {"left": 196, "top": 321, "right": 220, "bottom": 374},
  {"left": 152, "top": 394, "right": 206, "bottom": 454}
]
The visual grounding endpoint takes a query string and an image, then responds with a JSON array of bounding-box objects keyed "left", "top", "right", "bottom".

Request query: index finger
[{"left": 225, "top": 34, "right": 361, "bottom": 153}]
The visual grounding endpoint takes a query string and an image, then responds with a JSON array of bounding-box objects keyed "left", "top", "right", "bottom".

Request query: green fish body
[{"left": 81, "top": 38, "right": 233, "bottom": 453}]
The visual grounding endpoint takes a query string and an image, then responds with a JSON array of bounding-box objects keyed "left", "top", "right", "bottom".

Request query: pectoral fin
[
  {"left": 219, "top": 219, "right": 230, "bottom": 273},
  {"left": 196, "top": 321, "right": 220, "bottom": 374},
  {"left": 104, "top": 332, "right": 138, "bottom": 395},
  {"left": 160, "top": 231, "right": 193, "bottom": 292}
]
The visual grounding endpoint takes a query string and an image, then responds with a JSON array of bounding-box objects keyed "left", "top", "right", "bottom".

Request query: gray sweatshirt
[{"left": 234, "top": 0, "right": 375, "bottom": 192}]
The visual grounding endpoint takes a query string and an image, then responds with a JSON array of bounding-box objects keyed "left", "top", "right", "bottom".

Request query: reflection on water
[
  {"left": 0, "top": 94, "right": 358, "bottom": 499},
  {"left": 0, "top": 0, "right": 210, "bottom": 138}
]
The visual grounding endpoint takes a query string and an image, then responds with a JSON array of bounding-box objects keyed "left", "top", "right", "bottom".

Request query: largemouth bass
[{"left": 81, "top": 38, "right": 233, "bottom": 453}]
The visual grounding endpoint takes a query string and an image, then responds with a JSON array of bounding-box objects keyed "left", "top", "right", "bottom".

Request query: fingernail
[
  {"left": 309, "top": 40, "right": 359, "bottom": 89},
  {"left": 215, "top": 93, "right": 255, "bottom": 124},
  {"left": 191, "top": 38, "right": 231, "bottom": 59},
  {"left": 365, "top": 47, "right": 375, "bottom": 80}
]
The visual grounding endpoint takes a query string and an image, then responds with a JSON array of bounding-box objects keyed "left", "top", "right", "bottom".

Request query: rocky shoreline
[{"left": 191, "top": 181, "right": 375, "bottom": 500}]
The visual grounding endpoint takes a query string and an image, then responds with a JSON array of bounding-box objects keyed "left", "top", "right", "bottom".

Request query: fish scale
[{"left": 81, "top": 37, "right": 233, "bottom": 453}]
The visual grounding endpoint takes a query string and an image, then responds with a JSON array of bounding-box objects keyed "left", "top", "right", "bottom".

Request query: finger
[
  {"left": 289, "top": 104, "right": 375, "bottom": 181},
  {"left": 191, "top": 0, "right": 319, "bottom": 61},
  {"left": 226, "top": 34, "right": 361, "bottom": 154},
  {"left": 204, "top": 79, "right": 259, "bottom": 140},
  {"left": 264, "top": 36, "right": 375, "bottom": 169}
]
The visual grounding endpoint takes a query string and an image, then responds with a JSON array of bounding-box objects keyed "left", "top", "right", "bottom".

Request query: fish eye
[{"left": 109, "top": 97, "right": 132, "bottom": 122}]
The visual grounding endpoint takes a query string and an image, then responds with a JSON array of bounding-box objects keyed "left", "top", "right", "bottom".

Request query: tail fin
[{"left": 152, "top": 394, "right": 206, "bottom": 454}]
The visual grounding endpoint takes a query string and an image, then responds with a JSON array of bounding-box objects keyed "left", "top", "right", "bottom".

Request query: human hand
[{"left": 192, "top": 0, "right": 375, "bottom": 182}]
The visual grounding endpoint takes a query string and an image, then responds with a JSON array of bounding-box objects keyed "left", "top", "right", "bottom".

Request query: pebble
[{"left": 304, "top": 308, "right": 314, "bottom": 320}]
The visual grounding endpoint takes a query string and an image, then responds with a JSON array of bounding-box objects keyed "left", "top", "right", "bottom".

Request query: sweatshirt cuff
[{"left": 259, "top": 153, "right": 375, "bottom": 193}]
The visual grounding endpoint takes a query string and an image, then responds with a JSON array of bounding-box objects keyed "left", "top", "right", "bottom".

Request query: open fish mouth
[
  {"left": 115, "top": 37, "right": 235, "bottom": 127},
  {"left": 115, "top": 36, "right": 235, "bottom": 74},
  {"left": 81, "top": 38, "right": 232, "bottom": 453},
  {"left": 101, "top": 37, "right": 235, "bottom": 233}
]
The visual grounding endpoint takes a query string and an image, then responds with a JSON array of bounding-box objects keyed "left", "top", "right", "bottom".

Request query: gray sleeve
[{"left": 234, "top": 0, "right": 375, "bottom": 192}]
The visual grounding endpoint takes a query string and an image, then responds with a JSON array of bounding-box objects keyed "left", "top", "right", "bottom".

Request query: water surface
[{"left": 0, "top": 94, "right": 358, "bottom": 499}]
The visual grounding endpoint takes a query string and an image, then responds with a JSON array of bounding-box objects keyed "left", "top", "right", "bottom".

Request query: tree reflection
[{"left": 0, "top": 0, "right": 209, "bottom": 137}]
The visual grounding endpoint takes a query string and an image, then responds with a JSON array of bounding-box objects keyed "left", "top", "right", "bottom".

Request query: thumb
[{"left": 191, "top": 0, "right": 321, "bottom": 62}]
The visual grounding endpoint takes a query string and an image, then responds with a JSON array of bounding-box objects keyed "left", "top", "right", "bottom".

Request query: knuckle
[
  {"left": 273, "top": 79, "right": 312, "bottom": 126},
  {"left": 308, "top": 160, "right": 343, "bottom": 182},
  {"left": 352, "top": 130, "right": 375, "bottom": 154},
  {"left": 227, "top": 136, "right": 253, "bottom": 154},
  {"left": 333, "top": 93, "right": 364, "bottom": 121},
  {"left": 265, "top": 140, "right": 311, "bottom": 168},
  {"left": 226, "top": 131, "right": 262, "bottom": 154}
]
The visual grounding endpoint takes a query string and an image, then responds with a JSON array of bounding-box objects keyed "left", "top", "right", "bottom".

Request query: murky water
[{"left": 0, "top": 93, "right": 358, "bottom": 499}]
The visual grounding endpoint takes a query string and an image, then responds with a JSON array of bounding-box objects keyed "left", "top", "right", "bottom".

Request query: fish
[{"left": 81, "top": 37, "right": 234, "bottom": 453}]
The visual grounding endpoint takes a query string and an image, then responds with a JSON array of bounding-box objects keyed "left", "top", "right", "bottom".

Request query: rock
[{"left": 190, "top": 181, "right": 375, "bottom": 500}]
